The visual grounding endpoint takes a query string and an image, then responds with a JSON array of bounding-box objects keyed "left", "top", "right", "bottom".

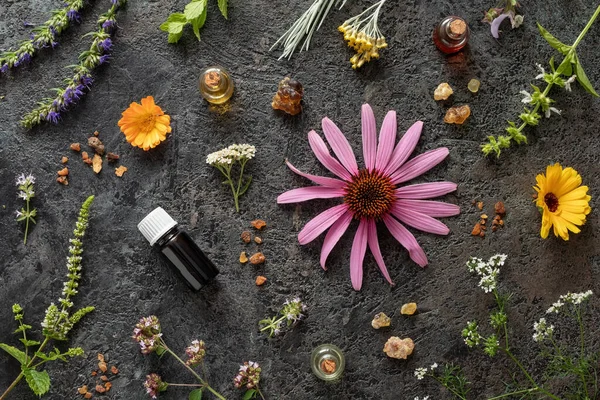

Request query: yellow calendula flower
[
  {"left": 118, "top": 96, "right": 172, "bottom": 151},
  {"left": 533, "top": 163, "right": 591, "bottom": 240}
]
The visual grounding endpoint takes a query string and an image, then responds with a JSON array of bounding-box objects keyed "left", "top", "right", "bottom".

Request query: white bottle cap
[{"left": 138, "top": 207, "right": 178, "bottom": 246}]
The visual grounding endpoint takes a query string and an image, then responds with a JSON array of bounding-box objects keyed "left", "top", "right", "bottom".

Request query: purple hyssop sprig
[
  {"left": 0, "top": 0, "right": 86, "bottom": 74},
  {"left": 20, "top": 0, "right": 127, "bottom": 129}
]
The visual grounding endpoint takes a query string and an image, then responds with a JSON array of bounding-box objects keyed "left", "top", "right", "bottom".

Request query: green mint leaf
[
  {"left": 168, "top": 31, "right": 184, "bottom": 44},
  {"left": 243, "top": 389, "right": 257, "bottom": 400},
  {"left": 22, "top": 368, "right": 51, "bottom": 396},
  {"left": 218, "top": 0, "right": 228, "bottom": 19},
  {"left": 19, "top": 339, "right": 41, "bottom": 347},
  {"left": 184, "top": 0, "right": 207, "bottom": 21},
  {"left": 537, "top": 23, "right": 571, "bottom": 55},
  {"left": 574, "top": 54, "right": 599, "bottom": 97},
  {"left": 189, "top": 388, "right": 203, "bottom": 400},
  {"left": 556, "top": 55, "right": 573, "bottom": 76},
  {"left": 160, "top": 13, "right": 187, "bottom": 34},
  {"left": 192, "top": 16, "right": 204, "bottom": 41},
  {"left": 0, "top": 343, "right": 27, "bottom": 364}
]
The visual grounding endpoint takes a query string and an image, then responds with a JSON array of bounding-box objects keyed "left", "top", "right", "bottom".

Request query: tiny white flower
[
  {"left": 535, "top": 63, "right": 545, "bottom": 80},
  {"left": 564, "top": 75, "right": 576, "bottom": 92},
  {"left": 430, "top": 362, "right": 438, "bottom": 370},
  {"left": 545, "top": 107, "right": 561, "bottom": 118},
  {"left": 414, "top": 367, "right": 428, "bottom": 380},
  {"left": 520, "top": 90, "right": 533, "bottom": 104},
  {"left": 513, "top": 14, "right": 524, "bottom": 28}
]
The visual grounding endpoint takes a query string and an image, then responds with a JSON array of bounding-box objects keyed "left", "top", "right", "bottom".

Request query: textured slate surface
[{"left": 1, "top": 0, "right": 600, "bottom": 399}]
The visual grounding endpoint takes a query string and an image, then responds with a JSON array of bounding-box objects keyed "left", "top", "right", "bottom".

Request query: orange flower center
[
  {"left": 544, "top": 192, "right": 559, "bottom": 212},
  {"left": 139, "top": 113, "right": 157, "bottom": 133},
  {"left": 344, "top": 169, "right": 396, "bottom": 220}
]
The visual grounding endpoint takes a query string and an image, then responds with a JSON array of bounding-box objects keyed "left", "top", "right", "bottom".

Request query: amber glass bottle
[{"left": 433, "top": 16, "right": 469, "bottom": 54}]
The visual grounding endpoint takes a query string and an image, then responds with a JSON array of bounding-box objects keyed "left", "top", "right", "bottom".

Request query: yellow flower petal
[{"left": 117, "top": 96, "right": 171, "bottom": 151}]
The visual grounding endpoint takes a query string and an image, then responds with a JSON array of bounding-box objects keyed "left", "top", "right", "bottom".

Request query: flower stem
[
  {"left": 502, "top": 348, "right": 561, "bottom": 400},
  {"left": 431, "top": 375, "right": 467, "bottom": 400},
  {"left": 487, "top": 387, "right": 538, "bottom": 399},
  {"left": 24, "top": 198, "right": 30, "bottom": 244},
  {"left": 165, "top": 383, "right": 204, "bottom": 387},
  {"left": 257, "top": 386, "right": 266, "bottom": 400},
  {"left": 162, "top": 343, "right": 226, "bottom": 400},
  {"left": 0, "top": 337, "right": 50, "bottom": 400},
  {"left": 572, "top": 5, "right": 600, "bottom": 49}
]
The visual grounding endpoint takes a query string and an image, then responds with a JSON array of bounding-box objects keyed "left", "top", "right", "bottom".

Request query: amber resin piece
[
  {"left": 371, "top": 312, "right": 391, "bottom": 329},
  {"left": 444, "top": 105, "right": 471, "bottom": 124},
  {"left": 468, "top": 78, "right": 481, "bottom": 93},
  {"left": 434, "top": 83, "right": 453, "bottom": 100},
  {"left": 383, "top": 337, "right": 414, "bottom": 359},
  {"left": 272, "top": 77, "right": 303, "bottom": 115},
  {"left": 400, "top": 303, "right": 417, "bottom": 315}
]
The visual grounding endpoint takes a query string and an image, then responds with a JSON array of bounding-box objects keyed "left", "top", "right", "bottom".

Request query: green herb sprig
[
  {"left": 160, "top": 0, "right": 228, "bottom": 44},
  {"left": 0, "top": 0, "right": 86, "bottom": 75},
  {"left": 482, "top": 5, "right": 600, "bottom": 157},
  {"left": 15, "top": 174, "right": 37, "bottom": 244},
  {"left": 0, "top": 195, "right": 95, "bottom": 399}
]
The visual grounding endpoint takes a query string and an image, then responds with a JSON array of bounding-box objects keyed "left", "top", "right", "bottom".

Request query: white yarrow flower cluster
[
  {"left": 546, "top": 290, "right": 593, "bottom": 314},
  {"left": 532, "top": 317, "right": 554, "bottom": 343},
  {"left": 414, "top": 363, "right": 438, "bottom": 380},
  {"left": 206, "top": 144, "right": 256, "bottom": 166},
  {"left": 466, "top": 254, "right": 506, "bottom": 293}
]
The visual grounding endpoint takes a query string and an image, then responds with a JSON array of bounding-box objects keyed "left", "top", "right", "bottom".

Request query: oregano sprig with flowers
[
  {"left": 259, "top": 297, "right": 307, "bottom": 337},
  {"left": 15, "top": 173, "right": 37, "bottom": 245},
  {"left": 271, "top": 0, "right": 348, "bottom": 60},
  {"left": 160, "top": 0, "right": 228, "bottom": 44},
  {"left": 21, "top": 0, "right": 127, "bottom": 129},
  {"left": 0, "top": 0, "right": 87, "bottom": 75},
  {"left": 206, "top": 144, "right": 255, "bottom": 212},
  {"left": 415, "top": 255, "right": 599, "bottom": 399},
  {"left": 132, "top": 316, "right": 226, "bottom": 399},
  {"left": 338, "top": 0, "right": 387, "bottom": 69},
  {"left": 0, "top": 195, "right": 95, "bottom": 399},
  {"left": 234, "top": 361, "right": 266, "bottom": 400},
  {"left": 482, "top": 5, "right": 600, "bottom": 157}
]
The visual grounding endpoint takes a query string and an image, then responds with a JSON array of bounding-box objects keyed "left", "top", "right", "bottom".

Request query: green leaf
[
  {"left": 192, "top": 4, "right": 208, "bottom": 41},
  {"left": 0, "top": 343, "right": 27, "bottom": 364},
  {"left": 218, "top": 0, "right": 228, "bottom": 19},
  {"left": 168, "top": 31, "right": 184, "bottom": 44},
  {"left": 556, "top": 55, "right": 573, "bottom": 76},
  {"left": 184, "top": 0, "right": 207, "bottom": 21},
  {"left": 238, "top": 176, "right": 253, "bottom": 196},
  {"left": 537, "top": 23, "right": 571, "bottom": 55},
  {"left": 22, "top": 368, "right": 51, "bottom": 396},
  {"left": 189, "top": 388, "right": 203, "bottom": 400},
  {"left": 160, "top": 13, "right": 188, "bottom": 34},
  {"left": 574, "top": 54, "right": 599, "bottom": 97},
  {"left": 243, "top": 389, "right": 257, "bottom": 400},
  {"left": 19, "top": 339, "right": 41, "bottom": 347}
]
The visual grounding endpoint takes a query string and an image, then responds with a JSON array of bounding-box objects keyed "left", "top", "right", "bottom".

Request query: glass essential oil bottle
[
  {"left": 199, "top": 66, "right": 234, "bottom": 105},
  {"left": 138, "top": 207, "right": 219, "bottom": 291},
  {"left": 433, "top": 16, "right": 469, "bottom": 54},
  {"left": 311, "top": 344, "right": 345, "bottom": 381}
]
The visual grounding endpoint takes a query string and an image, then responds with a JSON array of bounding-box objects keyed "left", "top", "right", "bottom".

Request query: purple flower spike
[
  {"left": 102, "top": 19, "right": 116, "bottom": 32},
  {"left": 98, "top": 38, "right": 112, "bottom": 52},
  {"left": 46, "top": 111, "right": 61, "bottom": 124},
  {"left": 80, "top": 75, "right": 93, "bottom": 87},
  {"left": 67, "top": 9, "right": 81, "bottom": 23},
  {"left": 99, "top": 54, "right": 111, "bottom": 65},
  {"left": 19, "top": 53, "right": 32, "bottom": 65},
  {"left": 1, "top": 64, "right": 8, "bottom": 74}
]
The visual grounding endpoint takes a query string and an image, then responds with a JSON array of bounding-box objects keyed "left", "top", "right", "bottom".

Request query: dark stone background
[{"left": 1, "top": 0, "right": 600, "bottom": 399}]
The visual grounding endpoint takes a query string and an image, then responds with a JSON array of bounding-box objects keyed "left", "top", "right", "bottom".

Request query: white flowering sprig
[
  {"left": 482, "top": 5, "right": 600, "bottom": 157},
  {"left": 15, "top": 174, "right": 37, "bottom": 244},
  {"left": 0, "top": 196, "right": 94, "bottom": 399},
  {"left": 134, "top": 317, "right": 225, "bottom": 400},
  {"left": 0, "top": 0, "right": 86, "bottom": 75},
  {"left": 206, "top": 144, "right": 256, "bottom": 212},
  {"left": 482, "top": 0, "right": 524, "bottom": 39},
  {"left": 234, "top": 361, "right": 265, "bottom": 400},
  {"left": 414, "top": 363, "right": 469, "bottom": 400},
  {"left": 21, "top": 0, "right": 127, "bottom": 129},
  {"left": 546, "top": 290, "right": 593, "bottom": 314},
  {"left": 338, "top": 0, "right": 387, "bottom": 69},
  {"left": 259, "top": 297, "right": 307, "bottom": 337},
  {"left": 271, "top": 0, "right": 348, "bottom": 60},
  {"left": 532, "top": 318, "right": 554, "bottom": 343}
]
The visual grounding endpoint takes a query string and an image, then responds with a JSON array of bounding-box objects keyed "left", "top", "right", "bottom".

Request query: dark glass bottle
[
  {"left": 433, "top": 16, "right": 469, "bottom": 54},
  {"left": 138, "top": 207, "right": 219, "bottom": 291}
]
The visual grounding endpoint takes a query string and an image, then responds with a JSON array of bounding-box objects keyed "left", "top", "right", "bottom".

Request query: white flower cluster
[
  {"left": 546, "top": 290, "right": 593, "bottom": 314},
  {"left": 466, "top": 254, "right": 506, "bottom": 293},
  {"left": 414, "top": 396, "right": 430, "bottom": 400},
  {"left": 206, "top": 143, "right": 256, "bottom": 166},
  {"left": 16, "top": 173, "right": 35, "bottom": 200},
  {"left": 414, "top": 363, "right": 438, "bottom": 380},
  {"left": 532, "top": 317, "right": 554, "bottom": 343}
]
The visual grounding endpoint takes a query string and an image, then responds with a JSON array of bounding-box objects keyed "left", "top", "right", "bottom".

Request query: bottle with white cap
[{"left": 138, "top": 207, "right": 219, "bottom": 290}]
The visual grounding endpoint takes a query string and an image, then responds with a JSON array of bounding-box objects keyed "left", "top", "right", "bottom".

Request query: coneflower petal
[
  {"left": 298, "top": 204, "right": 349, "bottom": 245},
  {"left": 308, "top": 130, "right": 353, "bottom": 181},
  {"left": 285, "top": 160, "right": 347, "bottom": 189},
  {"left": 361, "top": 104, "right": 377, "bottom": 171},
  {"left": 382, "top": 215, "right": 428, "bottom": 267},
  {"left": 320, "top": 211, "right": 353, "bottom": 270},
  {"left": 277, "top": 187, "right": 345, "bottom": 204},
  {"left": 366, "top": 219, "right": 394, "bottom": 285},
  {"left": 375, "top": 110, "right": 397, "bottom": 171},
  {"left": 350, "top": 219, "right": 369, "bottom": 290},
  {"left": 395, "top": 199, "right": 460, "bottom": 217},
  {"left": 395, "top": 182, "right": 457, "bottom": 199},
  {"left": 391, "top": 206, "right": 450, "bottom": 235},
  {"left": 322, "top": 117, "right": 359, "bottom": 175},
  {"left": 383, "top": 121, "right": 423, "bottom": 176},
  {"left": 390, "top": 148, "right": 449, "bottom": 185}
]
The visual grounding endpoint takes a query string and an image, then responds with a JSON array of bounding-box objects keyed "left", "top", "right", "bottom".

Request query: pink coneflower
[{"left": 277, "top": 104, "right": 460, "bottom": 290}]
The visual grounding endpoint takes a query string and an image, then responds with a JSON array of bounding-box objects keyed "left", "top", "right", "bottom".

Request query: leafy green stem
[
  {"left": 572, "top": 5, "right": 600, "bottom": 48},
  {"left": 0, "top": 337, "right": 49, "bottom": 400},
  {"left": 430, "top": 374, "right": 467, "bottom": 400},
  {"left": 487, "top": 387, "right": 538, "bottom": 399}
]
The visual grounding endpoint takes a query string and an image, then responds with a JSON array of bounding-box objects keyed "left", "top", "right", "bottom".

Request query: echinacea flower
[
  {"left": 118, "top": 96, "right": 172, "bottom": 151},
  {"left": 533, "top": 163, "right": 591, "bottom": 240},
  {"left": 277, "top": 104, "right": 459, "bottom": 290}
]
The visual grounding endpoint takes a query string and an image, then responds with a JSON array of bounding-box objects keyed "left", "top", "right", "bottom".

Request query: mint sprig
[{"left": 160, "top": 0, "right": 228, "bottom": 44}]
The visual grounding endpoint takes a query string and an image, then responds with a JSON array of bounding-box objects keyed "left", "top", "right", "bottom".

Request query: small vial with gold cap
[
  {"left": 199, "top": 66, "right": 234, "bottom": 105},
  {"left": 433, "top": 16, "right": 469, "bottom": 54}
]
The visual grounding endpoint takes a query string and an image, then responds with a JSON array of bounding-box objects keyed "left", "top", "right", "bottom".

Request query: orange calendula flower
[
  {"left": 533, "top": 163, "right": 591, "bottom": 241},
  {"left": 118, "top": 96, "right": 171, "bottom": 151}
]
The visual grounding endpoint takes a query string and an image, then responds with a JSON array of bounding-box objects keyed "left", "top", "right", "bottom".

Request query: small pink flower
[{"left": 278, "top": 104, "right": 460, "bottom": 290}]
